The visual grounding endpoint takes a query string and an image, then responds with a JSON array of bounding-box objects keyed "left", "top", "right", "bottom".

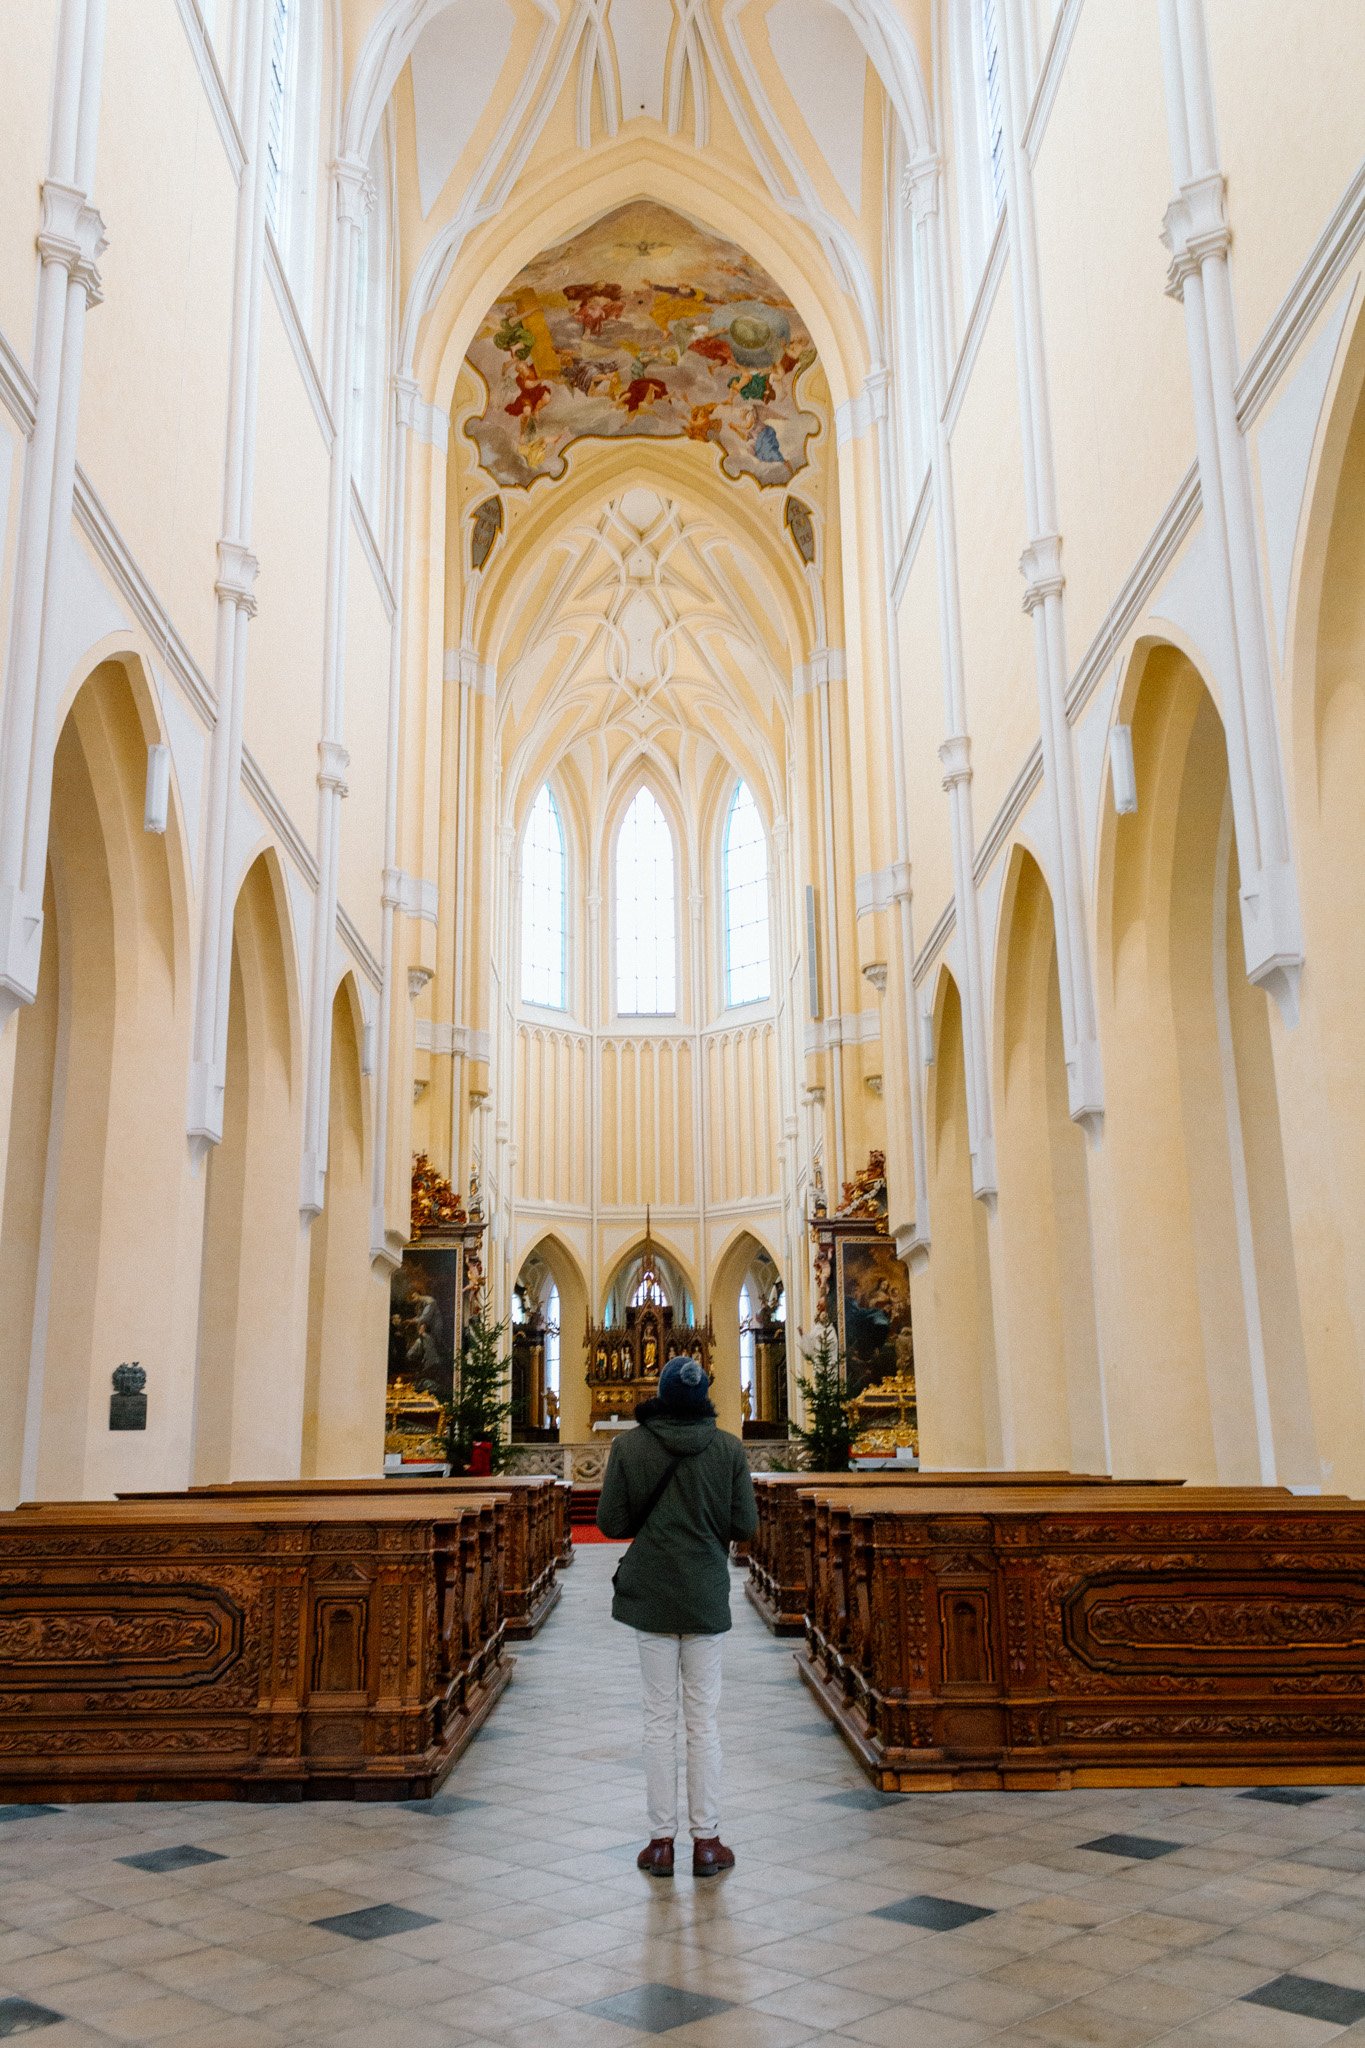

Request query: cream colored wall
[
  {"left": 4, "top": 0, "right": 1365, "bottom": 1500},
  {"left": 0, "top": 2, "right": 57, "bottom": 356},
  {"left": 243, "top": 297, "right": 332, "bottom": 833},
  {"left": 1205, "top": 1, "right": 1365, "bottom": 358},
  {"left": 1029, "top": 0, "right": 1196, "bottom": 668}
]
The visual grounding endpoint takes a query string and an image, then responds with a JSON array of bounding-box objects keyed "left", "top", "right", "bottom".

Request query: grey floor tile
[
  {"left": 580, "top": 1983, "right": 735, "bottom": 2033},
  {"left": 0, "top": 2003, "right": 64, "bottom": 2038},
  {"left": 1244, "top": 1975, "right": 1365, "bottom": 2027},
  {"left": 872, "top": 1893, "right": 996, "bottom": 1930},
  {"left": 1079, "top": 1835, "right": 1186, "bottom": 1862},
  {"left": 1240, "top": 1791, "right": 1331, "bottom": 1809},
  {"left": 310, "top": 1904, "right": 440, "bottom": 1941},
  {"left": 116, "top": 1846, "right": 228, "bottom": 1874}
]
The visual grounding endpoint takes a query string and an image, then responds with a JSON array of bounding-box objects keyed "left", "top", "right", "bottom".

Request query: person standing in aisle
[{"left": 596, "top": 1354, "right": 757, "bottom": 1878}]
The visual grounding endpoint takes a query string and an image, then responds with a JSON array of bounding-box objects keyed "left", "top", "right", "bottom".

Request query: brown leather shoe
[
  {"left": 637, "top": 1837, "right": 675, "bottom": 1877},
  {"left": 691, "top": 1837, "right": 735, "bottom": 1878}
]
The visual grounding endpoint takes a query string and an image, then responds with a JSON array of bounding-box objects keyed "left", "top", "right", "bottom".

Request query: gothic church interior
[{"left": 4, "top": 0, "right": 1365, "bottom": 2028}]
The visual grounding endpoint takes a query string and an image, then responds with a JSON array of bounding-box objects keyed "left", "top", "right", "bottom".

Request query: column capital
[
  {"left": 902, "top": 154, "right": 941, "bottom": 222},
  {"left": 38, "top": 181, "right": 107, "bottom": 304},
  {"left": 890, "top": 858, "right": 913, "bottom": 903},
  {"left": 1019, "top": 532, "right": 1064, "bottom": 614},
  {"left": 317, "top": 739, "right": 350, "bottom": 796},
  {"left": 215, "top": 538, "right": 259, "bottom": 616},
  {"left": 333, "top": 154, "right": 376, "bottom": 227},
  {"left": 407, "top": 963, "right": 434, "bottom": 999},
  {"left": 1160, "top": 172, "right": 1230, "bottom": 300},
  {"left": 862, "top": 960, "right": 888, "bottom": 995},
  {"left": 938, "top": 734, "right": 972, "bottom": 788}
]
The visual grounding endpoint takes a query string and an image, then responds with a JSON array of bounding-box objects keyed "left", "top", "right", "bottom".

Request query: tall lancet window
[
  {"left": 724, "top": 780, "right": 771, "bottom": 1006},
  {"left": 980, "top": 0, "right": 1007, "bottom": 220},
  {"left": 264, "top": 0, "right": 293, "bottom": 237},
  {"left": 616, "top": 789, "right": 676, "bottom": 1015},
  {"left": 521, "top": 784, "right": 566, "bottom": 1008}
]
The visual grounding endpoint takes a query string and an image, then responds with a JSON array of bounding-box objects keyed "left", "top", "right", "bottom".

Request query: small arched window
[
  {"left": 264, "top": 0, "right": 293, "bottom": 237},
  {"left": 723, "top": 781, "right": 771, "bottom": 1006},
  {"left": 521, "top": 784, "right": 566, "bottom": 1008},
  {"left": 739, "top": 1280, "right": 756, "bottom": 1405},
  {"left": 545, "top": 1284, "right": 561, "bottom": 1396},
  {"left": 616, "top": 789, "right": 676, "bottom": 1015},
  {"left": 979, "top": 0, "right": 1007, "bottom": 220}
]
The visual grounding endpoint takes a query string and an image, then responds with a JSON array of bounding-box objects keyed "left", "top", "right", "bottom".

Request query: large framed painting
[
  {"left": 836, "top": 1234, "right": 913, "bottom": 1398},
  {"left": 385, "top": 1155, "right": 486, "bottom": 1467}
]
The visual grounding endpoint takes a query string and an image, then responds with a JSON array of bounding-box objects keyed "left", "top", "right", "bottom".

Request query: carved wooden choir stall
[
  {"left": 122, "top": 1475, "right": 572, "bottom": 1637},
  {"left": 0, "top": 1493, "right": 511, "bottom": 1802},
  {"left": 749, "top": 1474, "right": 1365, "bottom": 1790}
]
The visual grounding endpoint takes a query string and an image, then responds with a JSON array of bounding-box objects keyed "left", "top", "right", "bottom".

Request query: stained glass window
[
  {"left": 724, "top": 781, "right": 771, "bottom": 1006},
  {"left": 521, "top": 784, "right": 566, "bottom": 1008},
  {"left": 616, "top": 788, "right": 676, "bottom": 1015}
]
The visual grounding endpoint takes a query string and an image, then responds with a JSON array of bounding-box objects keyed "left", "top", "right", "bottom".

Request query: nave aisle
[{"left": 2, "top": 1549, "right": 1365, "bottom": 2044}]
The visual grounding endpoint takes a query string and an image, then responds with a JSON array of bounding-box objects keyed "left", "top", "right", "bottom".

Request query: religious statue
[
  {"left": 644, "top": 1332, "right": 657, "bottom": 1371},
  {"left": 596, "top": 1344, "right": 608, "bottom": 1377},
  {"left": 545, "top": 1387, "right": 560, "bottom": 1428},
  {"left": 741, "top": 1383, "right": 752, "bottom": 1423}
]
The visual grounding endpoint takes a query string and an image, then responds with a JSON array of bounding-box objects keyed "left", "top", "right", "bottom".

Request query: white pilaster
[
  {"left": 906, "top": 156, "right": 997, "bottom": 1195},
  {"left": 998, "top": 0, "right": 1104, "bottom": 1125},
  {"left": 300, "top": 152, "right": 373, "bottom": 1215},
  {"left": 0, "top": 0, "right": 108, "bottom": 1027},
  {"left": 187, "top": 0, "right": 273, "bottom": 1143},
  {"left": 1157, "top": 0, "right": 1303, "bottom": 1018}
]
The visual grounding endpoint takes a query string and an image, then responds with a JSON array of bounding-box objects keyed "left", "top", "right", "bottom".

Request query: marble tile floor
[{"left": 2, "top": 1546, "right": 1365, "bottom": 2044}]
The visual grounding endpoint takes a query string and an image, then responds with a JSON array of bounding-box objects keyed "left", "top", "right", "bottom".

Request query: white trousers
[{"left": 635, "top": 1631, "right": 724, "bottom": 1841}]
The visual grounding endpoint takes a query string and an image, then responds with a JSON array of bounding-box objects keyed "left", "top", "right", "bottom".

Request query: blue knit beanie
[{"left": 657, "top": 1354, "right": 709, "bottom": 1411}]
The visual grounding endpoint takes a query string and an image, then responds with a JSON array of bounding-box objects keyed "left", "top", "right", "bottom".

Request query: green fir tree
[
  {"left": 446, "top": 1297, "right": 514, "bottom": 1473},
  {"left": 792, "top": 1321, "right": 855, "bottom": 1472}
]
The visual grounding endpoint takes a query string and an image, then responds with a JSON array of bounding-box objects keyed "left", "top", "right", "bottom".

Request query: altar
[{"left": 583, "top": 1221, "right": 714, "bottom": 1424}]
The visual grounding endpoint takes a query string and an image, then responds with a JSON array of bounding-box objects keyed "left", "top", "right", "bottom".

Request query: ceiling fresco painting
[{"left": 464, "top": 202, "right": 821, "bottom": 490}]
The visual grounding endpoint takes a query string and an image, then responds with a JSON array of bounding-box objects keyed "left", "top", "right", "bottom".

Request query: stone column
[
  {"left": 906, "top": 156, "right": 996, "bottom": 1195},
  {"left": 301, "top": 153, "right": 373, "bottom": 1213},
  {"left": 0, "top": 0, "right": 108, "bottom": 1025},
  {"left": 187, "top": 0, "right": 271, "bottom": 1143},
  {"left": 1157, "top": 0, "right": 1303, "bottom": 1017},
  {"left": 997, "top": 0, "right": 1103, "bottom": 1126}
]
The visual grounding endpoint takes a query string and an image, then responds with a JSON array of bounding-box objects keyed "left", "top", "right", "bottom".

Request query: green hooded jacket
[{"left": 596, "top": 1406, "right": 758, "bottom": 1635}]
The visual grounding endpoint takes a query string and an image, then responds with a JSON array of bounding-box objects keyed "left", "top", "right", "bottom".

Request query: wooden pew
[
  {"left": 0, "top": 1493, "right": 512, "bottom": 1802},
  {"left": 746, "top": 1471, "right": 1169, "bottom": 1635},
  {"left": 121, "top": 1477, "right": 565, "bottom": 1639},
  {"left": 794, "top": 1483, "right": 1365, "bottom": 1791}
]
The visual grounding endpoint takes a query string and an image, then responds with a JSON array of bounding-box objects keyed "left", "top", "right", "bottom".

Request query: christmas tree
[
  {"left": 446, "top": 1296, "right": 514, "bottom": 1473},
  {"left": 792, "top": 1321, "right": 855, "bottom": 1471}
]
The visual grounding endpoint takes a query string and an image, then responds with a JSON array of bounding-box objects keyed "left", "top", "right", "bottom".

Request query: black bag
[{"left": 611, "top": 1426, "right": 695, "bottom": 1592}]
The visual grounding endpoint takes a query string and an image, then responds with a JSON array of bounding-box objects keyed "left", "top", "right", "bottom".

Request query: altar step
[{"left": 570, "top": 1486, "right": 601, "bottom": 1525}]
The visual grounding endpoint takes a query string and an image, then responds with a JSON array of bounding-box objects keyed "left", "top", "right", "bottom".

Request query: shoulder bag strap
[{"left": 628, "top": 1425, "right": 696, "bottom": 1538}]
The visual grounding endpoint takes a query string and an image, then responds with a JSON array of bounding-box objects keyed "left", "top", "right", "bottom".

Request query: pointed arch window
[
  {"left": 723, "top": 781, "right": 771, "bottom": 1006},
  {"left": 264, "top": 0, "right": 293, "bottom": 238},
  {"left": 979, "top": 0, "right": 1007, "bottom": 220},
  {"left": 545, "top": 1284, "right": 561, "bottom": 1397},
  {"left": 616, "top": 789, "right": 676, "bottom": 1015},
  {"left": 521, "top": 784, "right": 566, "bottom": 1008}
]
